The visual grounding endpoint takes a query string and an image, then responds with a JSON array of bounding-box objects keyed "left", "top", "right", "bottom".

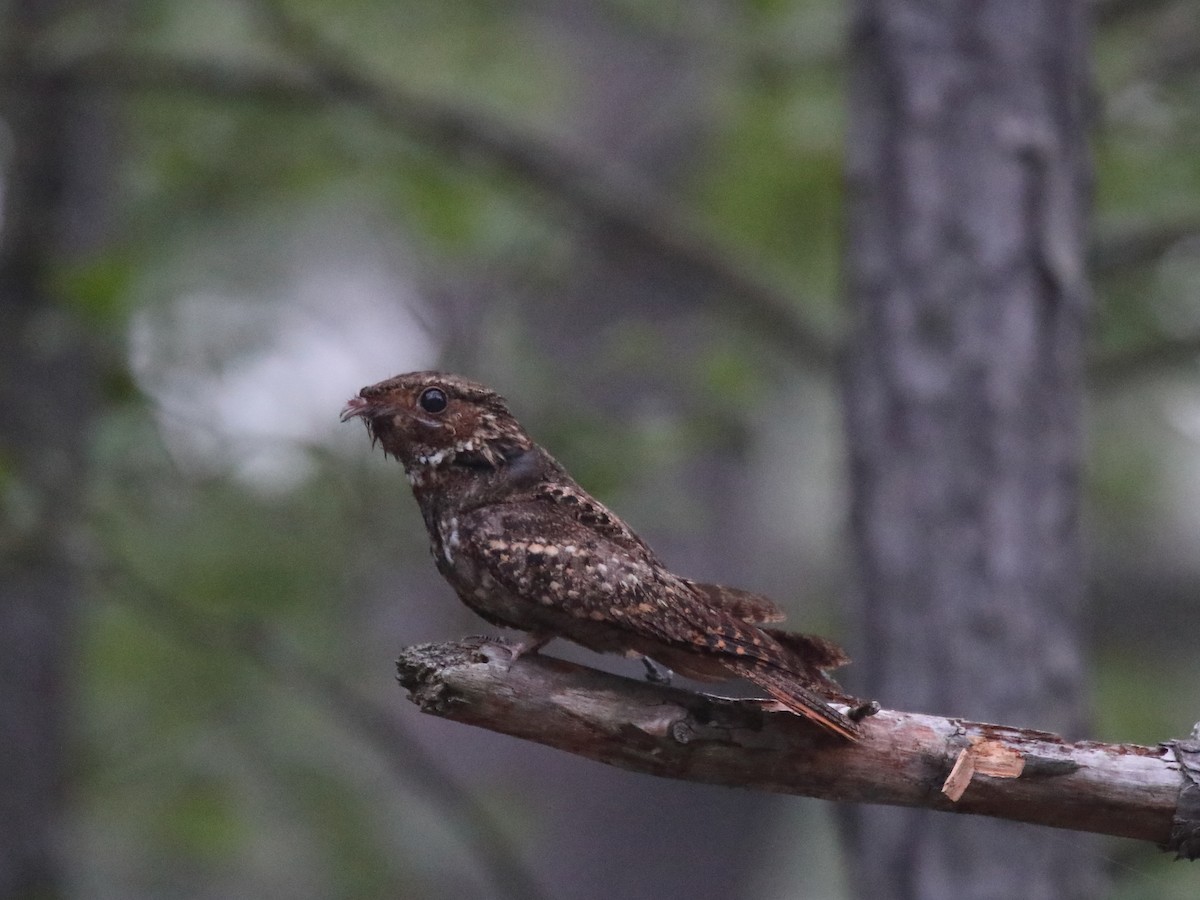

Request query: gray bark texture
[
  {"left": 395, "top": 640, "right": 1195, "bottom": 849},
  {"left": 0, "top": 1, "right": 113, "bottom": 896},
  {"left": 841, "top": 1, "right": 1097, "bottom": 898}
]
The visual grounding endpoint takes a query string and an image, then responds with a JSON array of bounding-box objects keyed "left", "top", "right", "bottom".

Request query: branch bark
[{"left": 395, "top": 639, "right": 1197, "bottom": 855}]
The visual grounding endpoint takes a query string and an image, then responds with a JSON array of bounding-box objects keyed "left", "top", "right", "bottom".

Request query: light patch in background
[
  {"left": 1157, "top": 387, "right": 1200, "bottom": 565},
  {"left": 131, "top": 244, "right": 436, "bottom": 491}
]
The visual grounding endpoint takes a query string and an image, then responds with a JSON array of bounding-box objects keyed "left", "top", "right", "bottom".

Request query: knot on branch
[{"left": 395, "top": 638, "right": 494, "bottom": 713}]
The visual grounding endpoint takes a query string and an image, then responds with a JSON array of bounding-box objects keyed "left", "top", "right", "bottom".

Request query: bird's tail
[{"left": 725, "top": 657, "right": 861, "bottom": 742}]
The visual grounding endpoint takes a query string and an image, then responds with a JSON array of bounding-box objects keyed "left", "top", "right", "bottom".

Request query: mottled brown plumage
[{"left": 342, "top": 371, "right": 861, "bottom": 740}]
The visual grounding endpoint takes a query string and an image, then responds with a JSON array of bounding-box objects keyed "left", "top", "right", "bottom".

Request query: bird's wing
[
  {"left": 681, "top": 582, "right": 852, "bottom": 679},
  {"left": 683, "top": 580, "right": 787, "bottom": 623},
  {"left": 463, "top": 502, "right": 818, "bottom": 668},
  {"left": 531, "top": 479, "right": 660, "bottom": 558},
  {"left": 461, "top": 500, "right": 714, "bottom": 648},
  {"left": 461, "top": 502, "right": 859, "bottom": 740}
]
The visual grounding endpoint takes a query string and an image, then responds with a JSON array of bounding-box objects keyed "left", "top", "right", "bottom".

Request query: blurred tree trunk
[
  {"left": 0, "top": 0, "right": 116, "bottom": 896},
  {"left": 841, "top": 2, "right": 1100, "bottom": 898}
]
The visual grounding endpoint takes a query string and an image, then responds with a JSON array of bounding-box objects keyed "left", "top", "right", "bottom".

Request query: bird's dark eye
[{"left": 418, "top": 387, "right": 448, "bottom": 414}]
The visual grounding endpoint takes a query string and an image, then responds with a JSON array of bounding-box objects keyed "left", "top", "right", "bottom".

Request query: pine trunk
[{"left": 840, "top": 2, "right": 1100, "bottom": 896}]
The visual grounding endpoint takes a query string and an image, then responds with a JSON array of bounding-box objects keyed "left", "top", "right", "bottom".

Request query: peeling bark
[{"left": 395, "top": 640, "right": 1194, "bottom": 852}]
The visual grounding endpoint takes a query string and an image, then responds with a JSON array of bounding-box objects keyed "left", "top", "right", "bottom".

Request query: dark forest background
[{"left": 2, "top": 1, "right": 1199, "bottom": 898}]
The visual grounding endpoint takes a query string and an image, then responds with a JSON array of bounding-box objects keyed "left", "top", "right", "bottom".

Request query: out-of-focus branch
[
  {"left": 1094, "top": 0, "right": 1177, "bottom": 28},
  {"left": 1091, "top": 217, "right": 1200, "bottom": 274},
  {"left": 22, "top": 45, "right": 1200, "bottom": 386},
  {"left": 27, "top": 46, "right": 837, "bottom": 370},
  {"left": 1089, "top": 334, "right": 1200, "bottom": 387},
  {"left": 1139, "top": 39, "right": 1200, "bottom": 84},
  {"left": 1087, "top": 219, "right": 1200, "bottom": 387},
  {"left": 398, "top": 639, "right": 1197, "bottom": 855}
]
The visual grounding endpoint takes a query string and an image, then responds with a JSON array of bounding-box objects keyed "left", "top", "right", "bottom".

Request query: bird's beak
[{"left": 340, "top": 395, "right": 371, "bottom": 422}]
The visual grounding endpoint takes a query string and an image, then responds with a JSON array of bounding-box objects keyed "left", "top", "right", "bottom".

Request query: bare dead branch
[{"left": 397, "top": 639, "right": 1197, "bottom": 855}]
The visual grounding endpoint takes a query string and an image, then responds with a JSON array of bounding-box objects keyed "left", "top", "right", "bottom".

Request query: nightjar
[{"left": 342, "top": 371, "right": 860, "bottom": 740}]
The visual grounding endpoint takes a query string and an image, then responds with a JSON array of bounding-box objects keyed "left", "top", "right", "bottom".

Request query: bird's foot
[
  {"left": 465, "top": 634, "right": 516, "bottom": 665},
  {"left": 847, "top": 699, "right": 881, "bottom": 722},
  {"left": 642, "top": 657, "right": 674, "bottom": 685},
  {"left": 507, "top": 632, "right": 551, "bottom": 661},
  {"left": 473, "top": 632, "right": 552, "bottom": 671},
  {"left": 819, "top": 687, "right": 881, "bottom": 722},
  {"left": 463, "top": 632, "right": 551, "bottom": 664}
]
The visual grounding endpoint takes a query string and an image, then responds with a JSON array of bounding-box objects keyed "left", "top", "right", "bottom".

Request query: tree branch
[
  {"left": 26, "top": 47, "right": 837, "bottom": 370},
  {"left": 1091, "top": 217, "right": 1200, "bottom": 274},
  {"left": 24, "top": 46, "right": 1200, "bottom": 386},
  {"left": 396, "top": 639, "right": 1198, "bottom": 856},
  {"left": 1089, "top": 333, "right": 1200, "bottom": 387}
]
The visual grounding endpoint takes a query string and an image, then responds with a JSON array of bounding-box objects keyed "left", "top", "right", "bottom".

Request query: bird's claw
[
  {"left": 464, "top": 635, "right": 519, "bottom": 667},
  {"left": 848, "top": 699, "right": 881, "bottom": 722},
  {"left": 642, "top": 657, "right": 674, "bottom": 685},
  {"left": 471, "top": 633, "right": 552, "bottom": 670}
]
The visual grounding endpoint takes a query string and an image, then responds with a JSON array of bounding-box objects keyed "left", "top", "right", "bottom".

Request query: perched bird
[{"left": 342, "top": 371, "right": 861, "bottom": 740}]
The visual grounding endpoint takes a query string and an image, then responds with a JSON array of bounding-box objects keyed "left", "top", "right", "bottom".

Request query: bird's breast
[{"left": 434, "top": 513, "right": 461, "bottom": 566}]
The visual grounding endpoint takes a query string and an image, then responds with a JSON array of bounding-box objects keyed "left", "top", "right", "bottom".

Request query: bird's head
[{"left": 341, "top": 371, "right": 534, "bottom": 485}]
